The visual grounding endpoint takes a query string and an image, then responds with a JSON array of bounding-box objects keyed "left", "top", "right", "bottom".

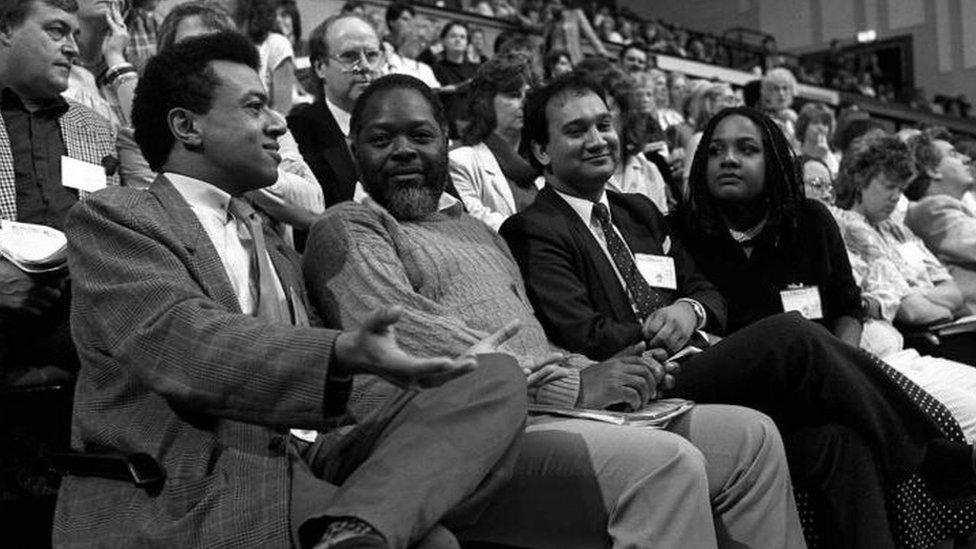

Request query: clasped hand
[
  {"left": 578, "top": 342, "right": 678, "bottom": 411},
  {"left": 642, "top": 301, "right": 698, "bottom": 355},
  {"left": 0, "top": 260, "right": 64, "bottom": 316}
]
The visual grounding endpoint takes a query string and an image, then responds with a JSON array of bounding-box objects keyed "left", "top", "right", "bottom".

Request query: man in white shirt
[{"left": 57, "top": 31, "right": 528, "bottom": 549}]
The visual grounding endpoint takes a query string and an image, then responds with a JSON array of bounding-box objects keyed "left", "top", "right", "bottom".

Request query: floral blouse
[{"left": 830, "top": 207, "right": 952, "bottom": 322}]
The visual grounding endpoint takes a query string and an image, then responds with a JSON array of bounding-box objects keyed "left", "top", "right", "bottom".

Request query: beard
[{"left": 362, "top": 157, "right": 448, "bottom": 221}]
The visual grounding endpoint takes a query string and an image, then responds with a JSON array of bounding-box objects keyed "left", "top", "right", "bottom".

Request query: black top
[
  {"left": 1, "top": 88, "right": 75, "bottom": 231},
  {"left": 431, "top": 58, "right": 479, "bottom": 85},
  {"left": 681, "top": 198, "right": 863, "bottom": 334}
]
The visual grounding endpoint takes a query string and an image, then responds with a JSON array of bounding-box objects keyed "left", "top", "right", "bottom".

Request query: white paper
[
  {"left": 61, "top": 155, "right": 107, "bottom": 193},
  {"left": 634, "top": 253, "right": 677, "bottom": 290},
  {"left": 780, "top": 286, "right": 824, "bottom": 320}
]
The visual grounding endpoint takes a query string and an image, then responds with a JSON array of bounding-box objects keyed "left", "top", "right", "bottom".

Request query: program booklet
[{"left": 529, "top": 398, "right": 695, "bottom": 428}]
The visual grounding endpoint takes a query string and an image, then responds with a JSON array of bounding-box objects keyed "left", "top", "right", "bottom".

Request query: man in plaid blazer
[
  {"left": 0, "top": 0, "right": 118, "bottom": 381},
  {"left": 55, "top": 32, "right": 527, "bottom": 549}
]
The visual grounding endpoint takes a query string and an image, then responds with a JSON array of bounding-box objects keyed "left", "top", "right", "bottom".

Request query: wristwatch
[{"left": 676, "top": 298, "right": 707, "bottom": 330}]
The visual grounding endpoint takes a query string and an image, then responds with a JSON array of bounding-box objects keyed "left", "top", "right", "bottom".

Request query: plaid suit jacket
[
  {"left": 54, "top": 176, "right": 345, "bottom": 548},
  {"left": 0, "top": 98, "right": 119, "bottom": 221}
]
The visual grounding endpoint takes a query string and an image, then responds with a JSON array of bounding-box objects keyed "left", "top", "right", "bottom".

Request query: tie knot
[
  {"left": 592, "top": 202, "right": 611, "bottom": 225},
  {"left": 227, "top": 197, "right": 257, "bottom": 224}
]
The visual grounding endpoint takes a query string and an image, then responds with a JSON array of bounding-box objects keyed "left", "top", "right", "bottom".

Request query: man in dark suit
[
  {"left": 56, "top": 32, "right": 526, "bottom": 549},
  {"left": 288, "top": 13, "right": 377, "bottom": 207},
  {"left": 500, "top": 74, "right": 976, "bottom": 546}
]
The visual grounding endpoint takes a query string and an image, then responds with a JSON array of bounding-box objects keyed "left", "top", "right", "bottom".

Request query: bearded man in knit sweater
[{"left": 303, "top": 74, "right": 804, "bottom": 548}]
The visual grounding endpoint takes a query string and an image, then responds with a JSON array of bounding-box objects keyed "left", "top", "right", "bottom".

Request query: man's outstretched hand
[{"left": 335, "top": 307, "right": 478, "bottom": 388}]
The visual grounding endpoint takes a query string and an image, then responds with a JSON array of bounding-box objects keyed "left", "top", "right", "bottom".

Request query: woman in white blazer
[{"left": 449, "top": 54, "right": 543, "bottom": 231}]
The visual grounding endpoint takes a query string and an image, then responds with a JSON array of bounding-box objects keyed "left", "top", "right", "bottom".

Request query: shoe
[{"left": 312, "top": 518, "right": 388, "bottom": 549}]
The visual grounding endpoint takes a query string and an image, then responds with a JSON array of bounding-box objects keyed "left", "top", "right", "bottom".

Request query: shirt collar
[
  {"left": 552, "top": 186, "right": 611, "bottom": 228},
  {"left": 1, "top": 87, "right": 69, "bottom": 116},
  {"left": 165, "top": 172, "right": 233, "bottom": 222},
  {"left": 325, "top": 97, "right": 351, "bottom": 136}
]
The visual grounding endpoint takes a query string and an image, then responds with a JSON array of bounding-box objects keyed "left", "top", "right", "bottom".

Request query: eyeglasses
[{"left": 329, "top": 48, "right": 385, "bottom": 71}]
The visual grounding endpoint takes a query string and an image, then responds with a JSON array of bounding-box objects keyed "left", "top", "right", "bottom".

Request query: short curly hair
[
  {"left": 834, "top": 133, "right": 916, "bottom": 209},
  {"left": 461, "top": 52, "right": 537, "bottom": 146},
  {"left": 133, "top": 32, "right": 260, "bottom": 172},
  {"left": 795, "top": 102, "right": 835, "bottom": 143},
  {"left": 903, "top": 133, "right": 943, "bottom": 200}
]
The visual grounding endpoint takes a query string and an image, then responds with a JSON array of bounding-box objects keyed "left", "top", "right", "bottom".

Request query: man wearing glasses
[{"left": 289, "top": 13, "right": 385, "bottom": 208}]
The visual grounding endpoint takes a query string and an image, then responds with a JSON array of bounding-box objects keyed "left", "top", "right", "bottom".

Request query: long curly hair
[{"left": 682, "top": 106, "right": 803, "bottom": 248}]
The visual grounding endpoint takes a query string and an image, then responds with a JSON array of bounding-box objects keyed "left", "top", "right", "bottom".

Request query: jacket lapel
[
  {"left": 316, "top": 103, "right": 358, "bottom": 196},
  {"left": 476, "top": 143, "right": 517, "bottom": 216},
  {"left": 539, "top": 186, "right": 637, "bottom": 321},
  {"left": 0, "top": 113, "right": 15, "bottom": 220},
  {"left": 149, "top": 175, "right": 243, "bottom": 313}
]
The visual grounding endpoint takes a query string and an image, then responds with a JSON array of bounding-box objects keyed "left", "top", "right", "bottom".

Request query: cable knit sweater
[{"left": 303, "top": 199, "right": 586, "bottom": 411}]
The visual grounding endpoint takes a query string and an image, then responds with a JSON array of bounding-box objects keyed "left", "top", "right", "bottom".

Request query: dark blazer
[
  {"left": 288, "top": 101, "right": 358, "bottom": 208},
  {"left": 55, "top": 176, "right": 345, "bottom": 548},
  {"left": 500, "top": 185, "right": 725, "bottom": 361}
]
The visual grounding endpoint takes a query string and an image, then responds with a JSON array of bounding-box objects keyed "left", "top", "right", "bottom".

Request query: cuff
[
  {"left": 676, "top": 298, "right": 707, "bottom": 330},
  {"left": 531, "top": 369, "right": 581, "bottom": 408}
]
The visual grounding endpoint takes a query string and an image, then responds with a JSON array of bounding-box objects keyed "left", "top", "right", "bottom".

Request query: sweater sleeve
[{"left": 303, "top": 203, "right": 581, "bottom": 407}]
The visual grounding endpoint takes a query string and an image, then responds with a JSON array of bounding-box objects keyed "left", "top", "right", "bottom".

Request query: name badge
[
  {"left": 634, "top": 253, "right": 677, "bottom": 290},
  {"left": 61, "top": 156, "right": 107, "bottom": 193},
  {"left": 780, "top": 285, "right": 823, "bottom": 320}
]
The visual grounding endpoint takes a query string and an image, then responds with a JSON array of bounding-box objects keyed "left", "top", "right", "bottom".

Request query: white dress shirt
[
  {"left": 552, "top": 187, "right": 706, "bottom": 328},
  {"left": 167, "top": 173, "right": 286, "bottom": 315}
]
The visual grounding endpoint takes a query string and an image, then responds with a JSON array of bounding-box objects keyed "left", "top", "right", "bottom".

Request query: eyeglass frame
[{"left": 327, "top": 48, "right": 386, "bottom": 71}]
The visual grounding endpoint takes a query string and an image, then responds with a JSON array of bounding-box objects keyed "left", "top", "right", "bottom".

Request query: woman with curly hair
[{"left": 448, "top": 53, "right": 542, "bottom": 230}]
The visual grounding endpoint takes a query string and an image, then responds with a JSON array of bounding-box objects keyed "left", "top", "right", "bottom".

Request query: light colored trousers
[{"left": 458, "top": 404, "right": 806, "bottom": 549}]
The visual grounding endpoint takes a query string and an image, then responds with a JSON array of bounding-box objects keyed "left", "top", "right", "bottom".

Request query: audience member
[
  {"left": 760, "top": 67, "right": 799, "bottom": 150},
  {"left": 236, "top": 0, "right": 296, "bottom": 115},
  {"left": 905, "top": 134, "right": 976, "bottom": 315},
  {"left": 467, "top": 25, "right": 488, "bottom": 63},
  {"left": 122, "top": 0, "right": 159, "bottom": 72},
  {"left": 149, "top": 1, "right": 324, "bottom": 240},
  {"left": 499, "top": 75, "right": 976, "bottom": 517},
  {"left": 618, "top": 40, "right": 648, "bottom": 75},
  {"left": 449, "top": 54, "right": 541, "bottom": 230},
  {"left": 290, "top": 13, "right": 382, "bottom": 206},
  {"left": 542, "top": 47, "right": 572, "bottom": 80},
  {"left": 795, "top": 102, "right": 839, "bottom": 176},
  {"left": 676, "top": 106, "right": 930, "bottom": 546},
  {"left": 56, "top": 32, "right": 526, "bottom": 549},
  {"left": 430, "top": 20, "right": 477, "bottom": 136},
  {"left": 386, "top": 20, "right": 440, "bottom": 88},
  {"left": 543, "top": 0, "right": 607, "bottom": 64},
  {"left": 0, "top": 0, "right": 118, "bottom": 382},
  {"left": 275, "top": 0, "right": 302, "bottom": 53},
  {"left": 834, "top": 134, "right": 970, "bottom": 329},
  {"left": 649, "top": 68, "right": 682, "bottom": 131},
  {"left": 303, "top": 73, "right": 804, "bottom": 548}
]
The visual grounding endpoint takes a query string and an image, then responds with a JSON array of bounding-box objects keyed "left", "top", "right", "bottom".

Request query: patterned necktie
[
  {"left": 227, "top": 198, "right": 293, "bottom": 324},
  {"left": 591, "top": 202, "right": 673, "bottom": 319}
]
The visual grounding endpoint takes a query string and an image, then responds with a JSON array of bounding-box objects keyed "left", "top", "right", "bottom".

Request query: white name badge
[
  {"left": 61, "top": 156, "right": 107, "bottom": 193},
  {"left": 634, "top": 253, "right": 677, "bottom": 290},
  {"left": 780, "top": 286, "right": 823, "bottom": 320}
]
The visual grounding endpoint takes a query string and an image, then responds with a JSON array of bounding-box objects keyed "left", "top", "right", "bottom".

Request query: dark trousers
[
  {"left": 670, "top": 312, "right": 965, "bottom": 547},
  {"left": 290, "top": 354, "right": 526, "bottom": 549},
  {"left": 671, "top": 312, "right": 952, "bottom": 482}
]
